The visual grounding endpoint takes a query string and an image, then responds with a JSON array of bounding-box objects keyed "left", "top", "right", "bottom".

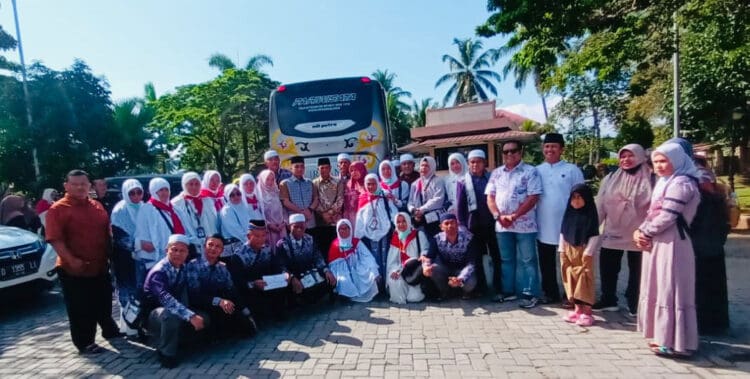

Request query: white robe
[
  {"left": 329, "top": 241, "right": 380, "bottom": 302},
  {"left": 386, "top": 231, "right": 427, "bottom": 304},
  {"left": 172, "top": 193, "right": 218, "bottom": 247},
  {"left": 133, "top": 203, "right": 174, "bottom": 269},
  {"left": 220, "top": 203, "right": 250, "bottom": 242},
  {"left": 354, "top": 197, "right": 397, "bottom": 241}
]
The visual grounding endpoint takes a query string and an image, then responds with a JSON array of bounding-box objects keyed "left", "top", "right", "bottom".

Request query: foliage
[
  {"left": 150, "top": 69, "right": 276, "bottom": 180},
  {"left": 0, "top": 60, "right": 154, "bottom": 193},
  {"left": 409, "top": 98, "right": 438, "bottom": 128},
  {"left": 435, "top": 38, "right": 502, "bottom": 106},
  {"left": 614, "top": 116, "right": 655, "bottom": 149},
  {"left": 372, "top": 70, "right": 413, "bottom": 150},
  {"left": 0, "top": 24, "right": 18, "bottom": 72},
  {"left": 208, "top": 53, "right": 274, "bottom": 72}
]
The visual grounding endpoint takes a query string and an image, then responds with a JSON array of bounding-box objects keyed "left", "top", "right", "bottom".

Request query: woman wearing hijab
[
  {"left": 35, "top": 188, "right": 58, "bottom": 229},
  {"left": 343, "top": 161, "right": 368, "bottom": 234},
  {"left": 110, "top": 179, "right": 143, "bottom": 335},
  {"left": 0, "top": 194, "right": 41, "bottom": 232},
  {"left": 407, "top": 156, "right": 446, "bottom": 237},
  {"left": 219, "top": 184, "right": 250, "bottom": 257},
  {"left": 239, "top": 174, "right": 264, "bottom": 220},
  {"left": 444, "top": 153, "right": 468, "bottom": 216},
  {"left": 172, "top": 172, "right": 218, "bottom": 257},
  {"left": 256, "top": 169, "right": 287, "bottom": 246},
  {"left": 379, "top": 160, "right": 410, "bottom": 213},
  {"left": 634, "top": 142, "right": 700, "bottom": 358},
  {"left": 134, "top": 178, "right": 186, "bottom": 287},
  {"left": 200, "top": 170, "right": 224, "bottom": 211},
  {"left": 355, "top": 174, "right": 398, "bottom": 286},
  {"left": 327, "top": 219, "right": 380, "bottom": 302},
  {"left": 594, "top": 143, "right": 653, "bottom": 315},
  {"left": 386, "top": 212, "right": 427, "bottom": 304},
  {"left": 559, "top": 184, "right": 600, "bottom": 327}
]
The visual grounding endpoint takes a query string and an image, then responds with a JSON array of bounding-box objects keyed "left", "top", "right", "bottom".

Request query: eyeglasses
[
  {"left": 230, "top": 192, "right": 242, "bottom": 197},
  {"left": 502, "top": 148, "right": 521, "bottom": 155},
  {"left": 128, "top": 189, "right": 143, "bottom": 196}
]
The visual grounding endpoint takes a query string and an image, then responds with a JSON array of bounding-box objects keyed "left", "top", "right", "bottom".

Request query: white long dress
[{"left": 386, "top": 230, "right": 427, "bottom": 304}]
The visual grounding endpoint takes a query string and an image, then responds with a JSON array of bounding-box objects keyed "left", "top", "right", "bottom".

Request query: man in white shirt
[{"left": 535, "top": 133, "right": 584, "bottom": 306}]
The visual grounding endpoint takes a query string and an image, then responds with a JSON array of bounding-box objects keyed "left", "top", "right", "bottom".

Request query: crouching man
[
  {"left": 143, "top": 234, "right": 210, "bottom": 368},
  {"left": 421, "top": 214, "right": 479, "bottom": 300},
  {"left": 186, "top": 234, "right": 258, "bottom": 339},
  {"left": 276, "top": 214, "right": 337, "bottom": 306}
]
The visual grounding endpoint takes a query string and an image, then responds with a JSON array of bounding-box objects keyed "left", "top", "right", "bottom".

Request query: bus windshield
[{"left": 269, "top": 77, "right": 390, "bottom": 177}]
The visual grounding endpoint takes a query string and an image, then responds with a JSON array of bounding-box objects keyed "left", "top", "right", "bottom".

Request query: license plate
[{"left": 0, "top": 260, "right": 39, "bottom": 281}]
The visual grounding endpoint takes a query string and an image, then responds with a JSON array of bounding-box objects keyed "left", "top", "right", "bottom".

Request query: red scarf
[
  {"left": 328, "top": 238, "right": 360, "bottom": 262},
  {"left": 357, "top": 191, "right": 382, "bottom": 211},
  {"left": 149, "top": 198, "right": 185, "bottom": 234},
  {"left": 183, "top": 194, "right": 203, "bottom": 216},
  {"left": 390, "top": 230, "right": 417, "bottom": 265},
  {"left": 380, "top": 180, "right": 401, "bottom": 192},
  {"left": 246, "top": 195, "right": 259, "bottom": 210},
  {"left": 199, "top": 188, "right": 223, "bottom": 211}
]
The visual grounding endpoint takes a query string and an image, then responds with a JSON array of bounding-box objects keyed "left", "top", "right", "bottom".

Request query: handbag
[{"left": 122, "top": 293, "right": 147, "bottom": 330}]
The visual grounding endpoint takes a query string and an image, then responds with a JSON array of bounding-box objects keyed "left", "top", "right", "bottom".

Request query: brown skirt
[{"left": 560, "top": 243, "right": 595, "bottom": 305}]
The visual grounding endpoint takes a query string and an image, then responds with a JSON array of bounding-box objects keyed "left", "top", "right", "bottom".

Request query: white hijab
[
  {"left": 221, "top": 184, "right": 250, "bottom": 241},
  {"left": 111, "top": 178, "right": 143, "bottom": 235},
  {"left": 201, "top": 170, "right": 222, "bottom": 195},
  {"left": 336, "top": 219, "right": 354, "bottom": 250}
]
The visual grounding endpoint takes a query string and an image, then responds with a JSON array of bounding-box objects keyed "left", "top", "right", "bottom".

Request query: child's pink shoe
[
  {"left": 576, "top": 314, "right": 594, "bottom": 326},
  {"left": 562, "top": 311, "right": 579, "bottom": 323}
]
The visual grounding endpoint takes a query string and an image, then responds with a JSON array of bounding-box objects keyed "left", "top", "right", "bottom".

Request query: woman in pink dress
[
  {"left": 633, "top": 142, "right": 700, "bottom": 358},
  {"left": 343, "top": 161, "right": 367, "bottom": 235},
  {"left": 256, "top": 169, "right": 287, "bottom": 247}
]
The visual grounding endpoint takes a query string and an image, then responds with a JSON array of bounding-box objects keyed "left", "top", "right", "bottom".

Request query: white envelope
[{"left": 262, "top": 273, "right": 288, "bottom": 290}]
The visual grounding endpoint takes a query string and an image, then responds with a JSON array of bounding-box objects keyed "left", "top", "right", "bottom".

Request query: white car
[{"left": 0, "top": 226, "right": 58, "bottom": 291}]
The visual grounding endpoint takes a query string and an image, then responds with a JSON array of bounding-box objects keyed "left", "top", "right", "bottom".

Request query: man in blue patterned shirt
[
  {"left": 226, "top": 220, "right": 290, "bottom": 323},
  {"left": 276, "top": 214, "right": 337, "bottom": 305},
  {"left": 143, "top": 234, "right": 208, "bottom": 368},
  {"left": 486, "top": 140, "right": 543, "bottom": 308},
  {"left": 421, "top": 213, "right": 479, "bottom": 300},
  {"left": 280, "top": 156, "right": 319, "bottom": 229},
  {"left": 187, "top": 234, "right": 257, "bottom": 339}
]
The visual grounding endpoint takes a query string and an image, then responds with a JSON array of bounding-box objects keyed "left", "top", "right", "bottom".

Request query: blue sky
[{"left": 0, "top": 0, "right": 551, "bottom": 122}]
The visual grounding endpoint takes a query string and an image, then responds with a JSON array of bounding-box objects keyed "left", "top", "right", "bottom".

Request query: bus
[{"left": 268, "top": 76, "right": 391, "bottom": 177}]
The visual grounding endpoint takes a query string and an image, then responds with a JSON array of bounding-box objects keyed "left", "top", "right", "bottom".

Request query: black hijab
[{"left": 560, "top": 184, "right": 599, "bottom": 246}]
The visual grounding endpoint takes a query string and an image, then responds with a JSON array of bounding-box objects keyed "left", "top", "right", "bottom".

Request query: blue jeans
[{"left": 496, "top": 232, "right": 540, "bottom": 298}]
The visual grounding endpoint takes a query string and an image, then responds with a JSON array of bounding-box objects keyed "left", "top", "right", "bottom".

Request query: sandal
[{"left": 650, "top": 346, "right": 693, "bottom": 359}]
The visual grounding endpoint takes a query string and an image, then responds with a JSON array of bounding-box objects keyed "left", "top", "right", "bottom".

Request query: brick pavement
[{"left": 1, "top": 233, "right": 749, "bottom": 378}]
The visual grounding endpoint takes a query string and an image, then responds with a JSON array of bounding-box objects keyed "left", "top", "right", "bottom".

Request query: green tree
[
  {"left": 372, "top": 69, "right": 413, "bottom": 150},
  {"left": 614, "top": 117, "right": 655, "bottom": 149},
  {"left": 435, "top": 38, "right": 502, "bottom": 106},
  {"left": 208, "top": 53, "right": 274, "bottom": 72},
  {"left": 150, "top": 69, "right": 276, "bottom": 179},
  {"left": 0, "top": 24, "right": 18, "bottom": 72},
  {"left": 409, "top": 98, "right": 437, "bottom": 128}
]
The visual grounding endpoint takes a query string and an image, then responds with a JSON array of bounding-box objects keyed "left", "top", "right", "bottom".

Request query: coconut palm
[
  {"left": 410, "top": 98, "right": 437, "bottom": 128},
  {"left": 435, "top": 38, "right": 502, "bottom": 106},
  {"left": 208, "top": 53, "right": 273, "bottom": 72}
]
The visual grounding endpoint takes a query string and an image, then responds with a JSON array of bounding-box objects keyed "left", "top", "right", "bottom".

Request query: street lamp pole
[{"left": 673, "top": 10, "right": 681, "bottom": 138}]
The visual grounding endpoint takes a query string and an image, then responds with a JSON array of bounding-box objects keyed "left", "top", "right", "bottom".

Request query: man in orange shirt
[{"left": 46, "top": 169, "right": 121, "bottom": 354}]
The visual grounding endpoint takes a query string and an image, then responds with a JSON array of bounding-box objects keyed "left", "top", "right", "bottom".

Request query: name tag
[
  {"left": 196, "top": 227, "right": 206, "bottom": 238},
  {"left": 301, "top": 274, "right": 317, "bottom": 288},
  {"left": 425, "top": 211, "right": 439, "bottom": 224}
]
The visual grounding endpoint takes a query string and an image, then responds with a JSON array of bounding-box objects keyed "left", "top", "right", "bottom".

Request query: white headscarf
[
  {"left": 220, "top": 184, "right": 250, "bottom": 241},
  {"left": 447, "top": 153, "right": 468, "bottom": 179},
  {"left": 393, "top": 211, "right": 414, "bottom": 241},
  {"left": 201, "top": 170, "right": 222, "bottom": 195},
  {"left": 652, "top": 142, "right": 699, "bottom": 178},
  {"left": 41, "top": 188, "right": 56, "bottom": 203},
  {"left": 239, "top": 174, "right": 259, "bottom": 208},
  {"left": 111, "top": 179, "right": 144, "bottom": 236},
  {"left": 181, "top": 171, "right": 201, "bottom": 196},
  {"left": 336, "top": 219, "right": 354, "bottom": 250},
  {"left": 379, "top": 160, "right": 397, "bottom": 186},
  {"left": 445, "top": 153, "right": 468, "bottom": 212},
  {"left": 419, "top": 156, "right": 436, "bottom": 180},
  {"left": 148, "top": 177, "right": 170, "bottom": 204}
]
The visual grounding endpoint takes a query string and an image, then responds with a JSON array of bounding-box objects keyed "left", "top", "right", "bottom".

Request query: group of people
[{"left": 40, "top": 133, "right": 730, "bottom": 368}]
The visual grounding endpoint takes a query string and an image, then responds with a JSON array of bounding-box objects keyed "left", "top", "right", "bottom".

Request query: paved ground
[{"left": 1, "top": 233, "right": 749, "bottom": 378}]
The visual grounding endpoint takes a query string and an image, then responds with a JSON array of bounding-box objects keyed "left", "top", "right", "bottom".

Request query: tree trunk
[{"left": 541, "top": 94, "right": 549, "bottom": 122}]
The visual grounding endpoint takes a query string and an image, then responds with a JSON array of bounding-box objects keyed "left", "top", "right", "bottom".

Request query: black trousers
[
  {"left": 696, "top": 254, "right": 730, "bottom": 335},
  {"left": 243, "top": 287, "right": 288, "bottom": 321},
  {"left": 310, "top": 226, "right": 336, "bottom": 260},
  {"left": 599, "top": 248, "right": 641, "bottom": 311},
  {"left": 472, "top": 223, "right": 502, "bottom": 294},
  {"left": 537, "top": 242, "right": 561, "bottom": 302},
  {"left": 147, "top": 308, "right": 211, "bottom": 357},
  {"left": 427, "top": 263, "right": 477, "bottom": 299},
  {"left": 58, "top": 271, "right": 119, "bottom": 350}
]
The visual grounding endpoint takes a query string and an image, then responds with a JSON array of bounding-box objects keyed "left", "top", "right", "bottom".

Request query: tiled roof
[{"left": 398, "top": 130, "right": 538, "bottom": 152}]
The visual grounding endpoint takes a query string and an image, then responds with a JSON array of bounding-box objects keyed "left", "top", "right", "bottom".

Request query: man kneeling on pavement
[
  {"left": 276, "top": 213, "right": 337, "bottom": 305},
  {"left": 186, "top": 234, "right": 258, "bottom": 339},
  {"left": 142, "top": 234, "right": 211, "bottom": 368},
  {"left": 420, "top": 213, "right": 479, "bottom": 300}
]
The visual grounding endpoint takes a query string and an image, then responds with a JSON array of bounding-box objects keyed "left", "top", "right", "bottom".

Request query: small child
[{"left": 559, "top": 184, "right": 600, "bottom": 326}]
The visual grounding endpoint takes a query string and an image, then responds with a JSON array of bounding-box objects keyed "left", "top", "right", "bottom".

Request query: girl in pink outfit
[{"left": 256, "top": 169, "right": 287, "bottom": 246}]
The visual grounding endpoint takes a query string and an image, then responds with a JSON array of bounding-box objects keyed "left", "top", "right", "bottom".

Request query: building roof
[
  {"left": 411, "top": 101, "right": 533, "bottom": 140},
  {"left": 398, "top": 130, "right": 538, "bottom": 153}
]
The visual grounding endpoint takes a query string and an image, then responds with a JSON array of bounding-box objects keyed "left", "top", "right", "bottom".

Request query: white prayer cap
[
  {"left": 399, "top": 153, "right": 414, "bottom": 163},
  {"left": 467, "top": 150, "right": 486, "bottom": 160},
  {"left": 167, "top": 234, "right": 190, "bottom": 246},
  {"left": 337, "top": 153, "right": 352, "bottom": 162},
  {"left": 289, "top": 213, "right": 306, "bottom": 224},
  {"left": 392, "top": 159, "right": 401, "bottom": 167},
  {"left": 264, "top": 150, "right": 279, "bottom": 160}
]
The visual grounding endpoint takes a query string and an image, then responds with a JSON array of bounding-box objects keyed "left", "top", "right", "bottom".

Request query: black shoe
[
  {"left": 245, "top": 316, "right": 258, "bottom": 337},
  {"left": 592, "top": 301, "right": 619, "bottom": 312},
  {"left": 103, "top": 331, "right": 125, "bottom": 340},
  {"left": 78, "top": 343, "right": 104, "bottom": 355},
  {"left": 158, "top": 352, "right": 179, "bottom": 369},
  {"left": 519, "top": 297, "right": 538, "bottom": 309}
]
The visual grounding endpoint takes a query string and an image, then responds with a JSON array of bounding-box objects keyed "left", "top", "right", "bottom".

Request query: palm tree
[
  {"left": 435, "top": 38, "right": 502, "bottom": 106},
  {"left": 372, "top": 69, "right": 411, "bottom": 112},
  {"left": 208, "top": 53, "right": 273, "bottom": 72},
  {"left": 410, "top": 98, "right": 437, "bottom": 128}
]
